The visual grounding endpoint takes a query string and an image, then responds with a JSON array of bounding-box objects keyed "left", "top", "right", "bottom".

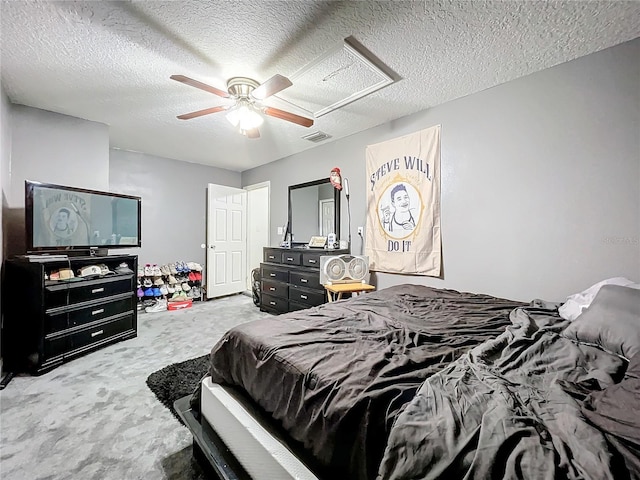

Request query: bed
[{"left": 177, "top": 282, "right": 640, "bottom": 480}]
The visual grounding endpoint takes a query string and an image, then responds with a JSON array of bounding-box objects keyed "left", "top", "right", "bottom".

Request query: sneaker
[
  {"left": 188, "top": 272, "right": 196, "bottom": 282},
  {"left": 190, "top": 286, "right": 201, "bottom": 299},
  {"left": 192, "top": 263, "right": 203, "bottom": 272},
  {"left": 174, "top": 283, "right": 182, "bottom": 292},
  {"left": 152, "top": 264, "right": 162, "bottom": 276},
  {"left": 169, "top": 291, "right": 188, "bottom": 302},
  {"left": 143, "top": 278, "right": 153, "bottom": 287},
  {"left": 182, "top": 282, "right": 191, "bottom": 292},
  {"left": 145, "top": 299, "right": 167, "bottom": 313},
  {"left": 160, "top": 264, "right": 171, "bottom": 276},
  {"left": 194, "top": 271, "right": 202, "bottom": 281},
  {"left": 160, "top": 285, "right": 169, "bottom": 296},
  {"left": 144, "top": 263, "right": 153, "bottom": 276},
  {"left": 137, "top": 287, "right": 144, "bottom": 298},
  {"left": 137, "top": 279, "right": 142, "bottom": 288},
  {"left": 137, "top": 266, "right": 145, "bottom": 277},
  {"left": 143, "top": 287, "right": 154, "bottom": 297},
  {"left": 168, "top": 275, "right": 178, "bottom": 285},
  {"left": 152, "top": 287, "right": 162, "bottom": 297},
  {"left": 169, "top": 263, "right": 178, "bottom": 275},
  {"left": 153, "top": 276, "right": 164, "bottom": 286},
  {"left": 167, "top": 285, "right": 175, "bottom": 294}
]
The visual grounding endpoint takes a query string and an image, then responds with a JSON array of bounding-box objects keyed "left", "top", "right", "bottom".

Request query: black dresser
[
  {"left": 260, "top": 246, "right": 349, "bottom": 314},
  {"left": 2, "top": 254, "right": 138, "bottom": 375}
]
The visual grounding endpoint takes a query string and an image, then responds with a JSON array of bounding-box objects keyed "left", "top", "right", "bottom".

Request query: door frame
[{"left": 244, "top": 181, "right": 270, "bottom": 291}]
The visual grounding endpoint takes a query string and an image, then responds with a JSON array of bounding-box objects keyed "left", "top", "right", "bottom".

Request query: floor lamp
[{"left": 330, "top": 167, "right": 351, "bottom": 250}]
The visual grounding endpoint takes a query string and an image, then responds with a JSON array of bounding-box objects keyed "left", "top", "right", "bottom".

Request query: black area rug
[{"left": 146, "top": 354, "right": 209, "bottom": 421}]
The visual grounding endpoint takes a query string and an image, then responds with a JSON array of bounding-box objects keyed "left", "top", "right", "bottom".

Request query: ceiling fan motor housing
[{"left": 227, "top": 77, "right": 260, "bottom": 99}]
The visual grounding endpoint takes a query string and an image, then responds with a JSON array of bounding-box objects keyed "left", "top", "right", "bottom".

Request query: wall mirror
[{"left": 288, "top": 178, "right": 340, "bottom": 246}]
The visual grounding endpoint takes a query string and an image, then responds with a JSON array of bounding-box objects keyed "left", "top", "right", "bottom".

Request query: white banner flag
[{"left": 365, "top": 125, "right": 441, "bottom": 276}]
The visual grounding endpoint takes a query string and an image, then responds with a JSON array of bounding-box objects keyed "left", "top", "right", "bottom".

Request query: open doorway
[{"left": 245, "top": 182, "right": 270, "bottom": 291}]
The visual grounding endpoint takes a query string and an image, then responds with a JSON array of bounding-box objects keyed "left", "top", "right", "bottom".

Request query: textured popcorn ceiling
[{"left": 1, "top": 1, "right": 639, "bottom": 172}]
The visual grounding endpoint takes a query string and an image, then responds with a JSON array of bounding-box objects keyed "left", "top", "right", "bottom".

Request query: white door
[
  {"left": 206, "top": 184, "right": 247, "bottom": 299},
  {"left": 245, "top": 182, "right": 270, "bottom": 290},
  {"left": 319, "top": 199, "right": 334, "bottom": 236}
]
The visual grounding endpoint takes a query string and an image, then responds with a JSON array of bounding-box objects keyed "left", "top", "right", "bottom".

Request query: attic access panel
[{"left": 285, "top": 36, "right": 396, "bottom": 118}]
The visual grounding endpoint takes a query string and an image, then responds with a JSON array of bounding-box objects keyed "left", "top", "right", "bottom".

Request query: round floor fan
[{"left": 170, "top": 74, "right": 314, "bottom": 139}]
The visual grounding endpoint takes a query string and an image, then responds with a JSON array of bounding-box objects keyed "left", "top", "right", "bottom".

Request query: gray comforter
[
  {"left": 208, "top": 284, "right": 524, "bottom": 480},
  {"left": 377, "top": 302, "right": 629, "bottom": 480}
]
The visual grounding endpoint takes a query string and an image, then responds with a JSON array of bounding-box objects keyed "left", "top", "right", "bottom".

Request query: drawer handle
[
  {"left": 300, "top": 295, "right": 308, "bottom": 300},
  {"left": 269, "top": 287, "right": 276, "bottom": 291},
  {"left": 286, "top": 257, "right": 293, "bottom": 261},
  {"left": 269, "top": 301, "right": 276, "bottom": 305},
  {"left": 268, "top": 255, "right": 275, "bottom": 259},
  {"left": 91, "top": 308, "right": 105, "bottom": 316},
  {"left": 270, "top": 273, "right": 276, "bottom": 277},
  {"left": 91, "top": 287, "right": 105, "bottom": 294},
  {"left": 301, "top": 279, "right": 308, "bottom": 283},
  {"left": 308, "top": 259, "right": 317, "bottom": 264},
  {"left": 91, "top": 329, "right": 104, "bottom": 338}
]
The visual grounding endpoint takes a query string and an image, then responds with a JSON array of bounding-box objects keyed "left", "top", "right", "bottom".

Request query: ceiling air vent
[{"left": 302, "top": 131, "right": 332, "bottom": 143}]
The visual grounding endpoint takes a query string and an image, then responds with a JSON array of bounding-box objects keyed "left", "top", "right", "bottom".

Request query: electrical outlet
[
  {"left": 357, "top": 226, "right": 364, "bottom": 236},
  {"left": 277, "top": 226, "right": 283, "bottom": 235}
]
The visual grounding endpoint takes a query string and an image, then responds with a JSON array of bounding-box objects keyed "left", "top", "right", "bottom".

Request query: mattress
[
  {"left": 207, "top": 284, "right": 525, "bottom": 479},
  {"left": 200, "top": 377, "right": 319, "bottom": 480}
]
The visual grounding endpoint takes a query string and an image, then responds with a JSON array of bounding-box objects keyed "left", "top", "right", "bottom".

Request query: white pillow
[{"left": 559, "top": 277, "right": 640, "bottom": 321}]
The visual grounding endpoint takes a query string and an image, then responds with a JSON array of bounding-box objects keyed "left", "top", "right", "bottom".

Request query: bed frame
[{"left": 175, "top": 378, "right": 330, "bottom": 480}]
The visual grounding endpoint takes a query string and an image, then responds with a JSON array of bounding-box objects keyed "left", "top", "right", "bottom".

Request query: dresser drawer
[
  {"left": 261, "top": 294, "right": 288, "bottom": 313},
  {"left": 44, "top": 314, "right": 134, "bottom": 360},
  {"left": 46, "top": 276, "right": 133, "bottom": 308},
  {"left": 67, "top": 314, "right": 134, "bottom": 353},
  {"left": 261, "top": 265, "right": 289, "bottom": 283},
  {"left": 46, "top": 296, "right": 134, "bottom": 334},
  {"left": 281, "top": 251, "right": 302, "bottom": 265},
  {"left": 289, "top": 270, "right": 322, "bottom": 290},
  {"left": 263, "top": 248, "right": 282, "bottom": 263},
  {"left": 261, "top": 280, "right": 288, "bottom": 299},
  {"left": 302, "top": 253, "right": 322, "bottom": 267},
  {"left": 289, "top": 286, "right": 325, "bottom": 307}
]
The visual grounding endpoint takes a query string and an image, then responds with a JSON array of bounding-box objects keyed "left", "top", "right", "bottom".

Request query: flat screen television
[{"left": 25, "top": 180, "right": 142, "bottom": 253}]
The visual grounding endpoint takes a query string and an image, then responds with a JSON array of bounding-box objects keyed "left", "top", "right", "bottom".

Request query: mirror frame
[{"left": 288, "top": 178, "right": 340, "bottom": 247}]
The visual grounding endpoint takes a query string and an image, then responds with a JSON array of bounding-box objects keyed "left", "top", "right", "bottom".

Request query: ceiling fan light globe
[
  {"left": 238, "top": 108, "right": 264, "bottom": 130},
  {"left": 226, "top": 108, "right": 240, "bottom": 127}
]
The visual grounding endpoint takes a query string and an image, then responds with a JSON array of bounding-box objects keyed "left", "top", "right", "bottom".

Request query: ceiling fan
[{"left": 171, "top": 74, "right": 314, "bottom": 139}]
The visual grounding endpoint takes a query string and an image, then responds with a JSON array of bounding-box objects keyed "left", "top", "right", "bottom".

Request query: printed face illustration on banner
[
  {"left": 49, "top": 207, "right": 78, "bottom": 238},
  {"left": 378, "top": 181, "right": 422, "bottom": 239}
]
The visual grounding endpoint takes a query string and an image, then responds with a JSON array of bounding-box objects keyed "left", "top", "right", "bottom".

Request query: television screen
[{"left": 26, "top": 180, "right": 141, "bottom": 251}]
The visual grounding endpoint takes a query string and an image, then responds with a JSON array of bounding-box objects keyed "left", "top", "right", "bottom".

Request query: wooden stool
[{"left": 324, "top": 283, "right": 376, "bottom": 302}]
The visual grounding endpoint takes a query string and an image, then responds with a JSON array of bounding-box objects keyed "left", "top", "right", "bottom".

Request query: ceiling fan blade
[
  {"left": 176, "top": 105, "right": 228, "bottom": 120},
  {"left": 244, "top": 128, "right": 260, "bottom": 139},
  {"left": 263, "top": 107, "right": 314, "bottom": 128},
  {"left": 170, "top": 75, "right": 230, "bottom": 98},
  {"left": 252, "top": 74, "right": 293, "bottom": 100}
]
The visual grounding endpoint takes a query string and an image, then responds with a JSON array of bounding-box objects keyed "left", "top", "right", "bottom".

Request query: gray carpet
[{"left": 0, "top": 294, "right": 270, "bottom": 480}]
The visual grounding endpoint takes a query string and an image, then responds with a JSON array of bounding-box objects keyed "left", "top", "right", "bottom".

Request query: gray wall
[
  {"left": 1, "top": 83, "right": 11, "bottom": 372},
  {"left": 242, "top": 38, "right": 640, "bottom": 302},
  {"left": 109, "top": 149, "right": 241, "bottom": 268},
  {"left": 1, "top": 85, "right": 11, "bottom": 266},
  {"left": 5, "top": 105, "right": 110, "bottom": 256}
]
